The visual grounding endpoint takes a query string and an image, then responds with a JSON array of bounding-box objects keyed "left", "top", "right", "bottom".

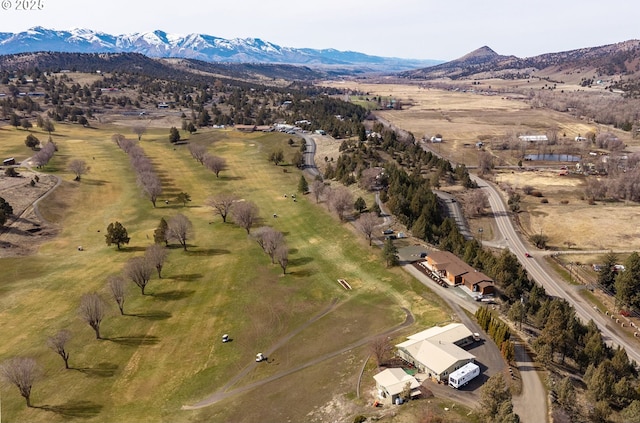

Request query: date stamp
[{"left": 2, "top": 0, "right": 44, "bottom": 10}]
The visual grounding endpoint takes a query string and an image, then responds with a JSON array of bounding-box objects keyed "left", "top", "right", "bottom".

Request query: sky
[{"left": 0, "top": 0, "right": 638, "bottom": 61}]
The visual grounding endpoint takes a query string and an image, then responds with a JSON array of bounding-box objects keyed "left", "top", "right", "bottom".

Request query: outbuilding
[{"left": 373, "top": 368, "right": 421, "bottom": 405}]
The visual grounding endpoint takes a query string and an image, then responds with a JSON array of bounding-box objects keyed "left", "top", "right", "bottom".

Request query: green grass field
[{"left": 0, "top": 123, "right": 450, "bottom": 423}]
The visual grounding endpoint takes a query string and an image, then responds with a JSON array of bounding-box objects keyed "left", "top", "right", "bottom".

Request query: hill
[
  {"left": 0, "top": 51, "right": 326, "bottom": 83},
  {"left": 401, "top": 40, "right": 640, "bottom": 95}
]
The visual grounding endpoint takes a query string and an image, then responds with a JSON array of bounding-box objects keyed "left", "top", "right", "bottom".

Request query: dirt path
[
  {"left": 182, "top": 306, "right": 414, "bottom": 410},
  {"left": 0, "top": 167, "right": 61, "bottom": 257}
]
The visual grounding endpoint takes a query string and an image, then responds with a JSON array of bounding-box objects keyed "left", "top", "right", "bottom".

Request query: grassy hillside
[{"left": 0, "top": 123, "right": 449, "bottom": 423}]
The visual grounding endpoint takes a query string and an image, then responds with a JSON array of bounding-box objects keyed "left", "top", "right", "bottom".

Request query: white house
[{"left": 373, "top": 368, "right": 421, "bottom": 405}]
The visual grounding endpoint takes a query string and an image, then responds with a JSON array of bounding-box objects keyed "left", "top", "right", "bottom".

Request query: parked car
[{"left": 525, "top": 252, "right": 531, "bottom": 257}]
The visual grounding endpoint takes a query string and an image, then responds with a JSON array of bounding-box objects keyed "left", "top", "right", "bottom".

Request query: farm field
[
  {"left": 322, "top": 81, "right": 640, "bottom": 252},
  {"left": 0, "top": 122, "right": 450, "bottom": 423}
]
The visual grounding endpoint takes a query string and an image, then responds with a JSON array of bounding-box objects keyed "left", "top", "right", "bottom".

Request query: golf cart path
[{"left": 182, "top": 305, "right": 414, "bottom": 410}]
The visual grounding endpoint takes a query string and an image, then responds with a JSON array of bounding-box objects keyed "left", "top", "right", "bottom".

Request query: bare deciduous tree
[
  {"left": 79, "top": 292, "right": 106, "bottom": 339},
  {"left": 188, "top": 143, "right": 207, "bottom": 164},
  {"left": 370, "top": 336, "right": 392, "bottom": 368},
  {"left": 47, "top": 329, "right": 71, "bottom": 369},
  {"left": 208, "top": 193, "right": 238, "bottom": 223},
  {"left": 145, "top": 244, "right": 169, "bottom": 278},
  {"left": 232, "top": 200, "right": 259, "bottom": 234},
  {"left": 68, "top": 159, "right": 89, "bottom": 181},
  {"left": 275, "top": 244, "right": 289, "bottom": 274},
  {"left": 108, "top": 275, "right": 127, "bottom": 315},
  {"left": 465, "top": 189, "right": 489, "bottom": 217},
  {"left": 262, "top": 227, "right": 284, "bottom": 263},
  {"left": 477, "top": 151, "right": 494, "bottom": 175},
  {"left": 203, "top": 154, "right": 228, "bottom": 177},
  {"left": 132, "top": 124, "right": 147, "bottom": 141},
  {"left": 330, "top": 187, "right": 353, "bottom": 221},
  {"left": 0, "top": 357, "right": 40, "bottom": 407},
  {"left": 168, "top": 213, "right": 193, "bottom": 251},
  {"left": 311, "top": 180, "right": 325, "bottom": 204},
  {"left": 357, "top": 212, "right": 380, "bottom": 246},
  {"left": 137, "top": 171, "right": 162, "bottom": 207},
  {"left": 124, "top": 257, "right": 154, "bottom": 295}
]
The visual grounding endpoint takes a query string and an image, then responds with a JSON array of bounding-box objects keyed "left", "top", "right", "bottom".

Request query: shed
[
  {"left": 3, "top": 157, "right": 16, "bottom": 166},
  {"left": 373, "top": 368, "right": 421, "bottom": 405}
]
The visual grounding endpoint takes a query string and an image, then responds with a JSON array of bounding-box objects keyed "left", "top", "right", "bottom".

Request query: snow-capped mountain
[{"left": 0, "top": 27, "right": 439, "bottom": 71}]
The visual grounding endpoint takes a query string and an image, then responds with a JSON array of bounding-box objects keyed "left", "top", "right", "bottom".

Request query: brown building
[{"left": 424, "top": 250, "right": 494, "bottom": 294}]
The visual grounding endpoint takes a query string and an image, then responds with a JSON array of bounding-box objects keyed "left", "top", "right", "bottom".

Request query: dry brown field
[{"left": 321, "top": 81, "right": 640, "bottom": 252}]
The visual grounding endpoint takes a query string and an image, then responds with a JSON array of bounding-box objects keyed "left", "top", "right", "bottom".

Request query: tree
[
  {"left": 0, "top": 196, "right": 13, "bottom": 217},
  {"left": 354, "top": 196, "right": 367, "bottom": 213},
  {"left": 292, "top": 150, "right": 304, "bottom": 168},
  {"left": 132, "top": 124, "right": 146, "bottom": 141},
  {"left": 176, "top": 192, "right": 191, "bottom": 207},
  {"left": 145, "top": 244, "right": 168, "bottom": 278},
  {"left": 68, "top": 158, "right": 89, "bottom": 181},
  {"left": 203, "top": 154, "right": 227, "bottom": 177},
  {"left": 138, "top": 171, "right": 162, "bottom": 207},
  {"left": 383, "top": 238, "right": 399, "bottom": 267},
  {"left": 615, "top": 252, "right": 640, "bottom": 310},
  {"left": 598, "top": 252, "right": 618, "bottom": 292},
  {"left": 370, "top": 336, "right": 392, "bottom": 367},
  {"left": 529, "top": 233, "right": 549, "bottom": 249},
  {"left": 330, "top": 187, "right": 353, "bottom": 221},
  {"left": 298, "top": 175, "right": 309, "bottom": 193},
  {"left": 168, "top": 213, "right": 193, "bottom": 251},
  {"left": 311, "top": 180, "right": 325, "bottom": 203},
  {"left": 466, "top": 189, "right": 489, "bottom": 216},
  {"left": 169, "top": 126, "right": 180, "bottom": 143},
  {"left": 108, "top": 275, "right": 127, "bottom": 315},
  {"left": 154, "top": 217, "right": 169, "bottom": 245},
  {"left": 478, "top": 373, "right": 516, "bottom": 421},
  {"left": 79, "top": 292, "right": 106, "bottom": 339},
  {"left": 208, "top": 193, "right": 237, "bottom": 223},
  {"left": 105, "top": 221, "right": 130, "bottom": 250},
  {"left": 42, "top": 118, "right": 55, "bottom": 135},
  {"left": 125, "top": 256, "right": 154, "bottom": 295},
  {"left": 0, "top": 357, "right": 40, "bottom": 407},
  {"left": 358, "top": 212, "right": 379, "bottom": 246},
  {"left": 508, "top": 193, "right": 521, "bottom": 213},
  {"left": 188, "top": 143, "right": 207, "bottom": 164},
  {"left": 20, "top": 118, "right": 32, "bottom": 130},
  {"left": 47, "top": 330, "right": 72, "bottom": 369},
  {"left": 263, "top": 228, "right": 285, "bottom": 263},
  {"left": 269, "top": 149, "right": 284, "bottom": 165},
  {"left": 275, "top": 244, "right": 289, "bottom": 274},
  {"left": 24, "top": 133, "right": 39, "bottom": 150},
  {"left": 232, "top": 200, "right": 259, "bottom": 234}
]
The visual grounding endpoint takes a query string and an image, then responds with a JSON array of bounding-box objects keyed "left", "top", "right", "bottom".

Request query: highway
[{"left": 471, "top": 173, "right": 640, "bottom": 364}]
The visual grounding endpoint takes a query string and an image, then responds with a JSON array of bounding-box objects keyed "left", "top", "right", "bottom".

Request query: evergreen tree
[
  {"left": 298, "top": 175, "right": 309, "bottom": 193},
  {"left": 383, "top": 238, "right": 398, "bottom": 267},
  {"left": 154, "top": 218, "right": 169, "bottom": 246},
  {"left": 169, "top": 127, "right": 180, "bottom": 143},
  {"left": 105, "top": 221, "right": 130, "bottom": 250}
]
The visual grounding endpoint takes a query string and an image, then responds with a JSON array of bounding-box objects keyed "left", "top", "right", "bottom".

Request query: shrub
[
  {"left": 531, "top": 190, "right": 544, "bottom": 197},
  {"left": 541, "top": 198, "right": 549, "bottom": 203},
  {"left": 560, "top": 200, "right": 569, "bottom": 204},
  {"left": 522, "top": 185, "right": 534, "bottom": 195}
]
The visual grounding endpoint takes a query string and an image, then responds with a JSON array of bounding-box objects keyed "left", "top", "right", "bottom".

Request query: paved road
[{"left": 472, "top": 174, "right": 640, "bottom": 364}]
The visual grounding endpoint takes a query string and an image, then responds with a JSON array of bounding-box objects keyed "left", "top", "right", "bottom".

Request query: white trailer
[{"left": 448, "top": 362, "right": 480, "bottom": 389}]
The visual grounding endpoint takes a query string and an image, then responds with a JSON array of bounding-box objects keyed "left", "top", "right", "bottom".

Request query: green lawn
[{"left": 0, "top": 124, "right": 449, "bottom": 423}]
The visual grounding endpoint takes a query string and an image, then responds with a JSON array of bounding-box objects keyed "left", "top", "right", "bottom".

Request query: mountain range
[{"left": 0, "top": 27, "right": 440, "bottom": 72}]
